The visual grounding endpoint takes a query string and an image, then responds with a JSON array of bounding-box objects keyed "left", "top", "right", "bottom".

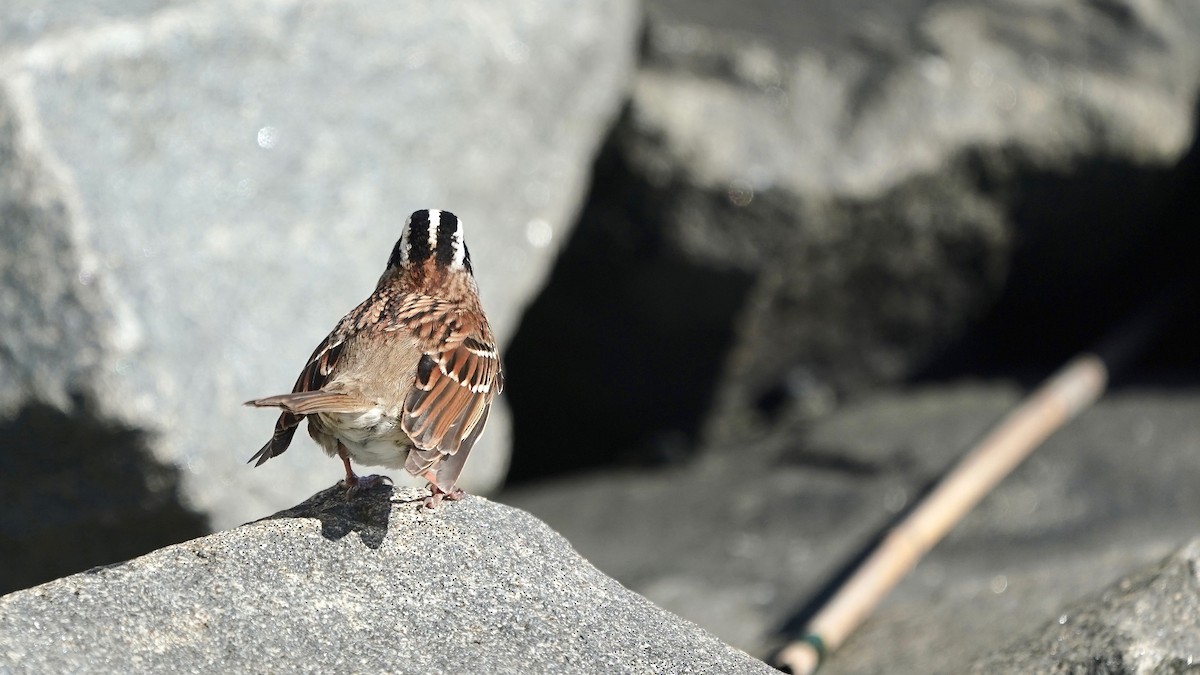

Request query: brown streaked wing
[
  {"left": 399, "top": 298, "right": 503, "bottom": 459},
  {"left": 295, "top": 331, "right": 347, "bottom": 393}
]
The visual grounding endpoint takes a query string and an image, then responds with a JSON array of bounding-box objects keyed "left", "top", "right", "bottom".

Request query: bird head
[{"left": 384, "top": 209, "right": 475, "bottom": 289}]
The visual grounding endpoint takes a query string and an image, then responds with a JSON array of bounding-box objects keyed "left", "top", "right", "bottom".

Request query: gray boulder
[
  {"left": 506, "top": 0, "right": 1200, "bottom": 469},
  {"left": 969, "top": 537, "right": 1200, "bottom": 674},
  {"left": 0, "top": 486, "right": 775, "bottom": 675},
  {"left": 504, "top": 384, "right": 1200, "bottom": 672},
  {"left": 637, "top": 0, "right": 1200, "bottom": 440},
  {"left": 0, "top": 0, "right": 639, "bottom": 588}
]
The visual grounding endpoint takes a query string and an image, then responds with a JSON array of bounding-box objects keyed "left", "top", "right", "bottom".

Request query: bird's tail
[
  {"left": 244, "top": 391, "right": 371, "bottom": 466},
  {"left": 247, "top": 412, "right": 303, "bottom": 466},
  {"left": 245, "top": 391, "right": 369, "bottom": 415}
]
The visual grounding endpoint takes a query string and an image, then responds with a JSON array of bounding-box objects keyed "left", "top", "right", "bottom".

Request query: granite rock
[
  {"left": 0, "top": 486, "right": 775, "bottom": 675},
  {"left": 503, "top": 383, "right": 1200, "bottom": 672},
  {"left": 0, "top": 0, "right": 639, "bottom": 589},
  {"left": 968, "top": 537, "right": 1200, "bottom": 674},
  {"left": 505, "top": 0, "right": 1200, "bottom": 475},
  {"left": 638, "top": 0, "right": 1200, "bottom": 440}
]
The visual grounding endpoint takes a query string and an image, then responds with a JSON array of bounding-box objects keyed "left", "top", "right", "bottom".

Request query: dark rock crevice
[
  {"left": 920, "top": 100, "right": 1200, "bottom": 379},
  {"left": 505, "top": 133, "right": 756, "bottom": 482}
]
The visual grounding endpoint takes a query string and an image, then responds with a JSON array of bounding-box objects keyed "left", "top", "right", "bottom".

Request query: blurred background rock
[
  {"left": 2, "top": 0, "right": 1199, "bottom": 671},
  {"left": 0, "top": 0, "right": 638, "bottom": 587}
]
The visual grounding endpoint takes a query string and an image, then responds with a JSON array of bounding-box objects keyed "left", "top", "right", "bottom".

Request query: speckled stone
[
  {"left": 0, "top": 486, "right": 774, "bottom": 675},
  {"left": 968, "top": 537, "right": 1200, "bottom": 674}
]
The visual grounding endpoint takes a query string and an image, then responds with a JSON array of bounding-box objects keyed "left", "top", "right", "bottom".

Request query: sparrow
[{"left": 245, "top": 209, "right": 504, "bottom": 509}]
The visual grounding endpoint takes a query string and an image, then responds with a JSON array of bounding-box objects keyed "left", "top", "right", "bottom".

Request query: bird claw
[
  {"left": 341, "top": 473, "right": 393, "bottom": 493},
  {"left": 421, "top": 485, "right": 465, "bottom": 510}
]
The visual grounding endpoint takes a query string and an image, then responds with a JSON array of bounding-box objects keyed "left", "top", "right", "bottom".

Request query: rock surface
[
  {"left": 0, "top": 0, "right": 639, "bottom": 588},
  {"left": 503, "top": 381, "right": 1200, "bottom": 672},
  {"left": 0, "top": 485, "right": 775, "bottom": 675},
  {"left": 505, "top": 0, "right": 1200, "bottom": 476},
  {"left": 969, "top": 538, "right": 1200, "bottom": 674},
  {"left": 640, "top": 0, "right": 1200, "bottom": 441}
]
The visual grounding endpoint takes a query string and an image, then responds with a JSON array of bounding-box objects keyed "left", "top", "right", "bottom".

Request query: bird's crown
[{"left": 389, "top": 209, "right": 473, "bottom": 274}]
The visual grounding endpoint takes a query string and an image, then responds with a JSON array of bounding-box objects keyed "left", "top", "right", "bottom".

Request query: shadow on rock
[
  {"left": 264, "top": 483, "right": 413, "bottom": 550},
  {"left": 0, "top": 398, "right": 210, "bottom": 595}
]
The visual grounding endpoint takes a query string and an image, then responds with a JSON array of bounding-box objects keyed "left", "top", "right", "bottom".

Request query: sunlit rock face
[
  {"left": 0, "top": 487, "right": 779, "bottom": 675},
  {"left": 0, "top": 0, "right": 639, "bottom": 588}
]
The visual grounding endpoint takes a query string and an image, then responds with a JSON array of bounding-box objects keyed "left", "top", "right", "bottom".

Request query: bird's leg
[
  {"left": 337, "top": 443, "right": 391, "bottom": 492},
  {"left": 338, "top": 445, "right": 357, "bottom": 486},
  {"left": 420, "top": 470, "right": 465, "bottom": 509}
]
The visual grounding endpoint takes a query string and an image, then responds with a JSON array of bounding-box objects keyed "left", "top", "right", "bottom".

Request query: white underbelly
[{"left": 313, "top": 407, "right": 412, "bottom": 469}]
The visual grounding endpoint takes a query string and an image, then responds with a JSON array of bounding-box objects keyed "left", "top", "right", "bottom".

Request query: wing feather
[{"left": 399, "top": 306, "right": 503, "bottom": 491}]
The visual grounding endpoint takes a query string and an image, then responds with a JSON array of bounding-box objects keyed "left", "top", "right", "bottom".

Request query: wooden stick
[{"left": 774, "top": 354, "right": 1108, "bottom": 674}]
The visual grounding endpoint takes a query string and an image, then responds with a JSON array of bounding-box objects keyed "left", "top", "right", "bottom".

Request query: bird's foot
[
  {"left": 341, "top": 473, "right": 393, "bottom": 493},
  {"left": 421, "top": 484, "right": 466, "bottom": 510}
]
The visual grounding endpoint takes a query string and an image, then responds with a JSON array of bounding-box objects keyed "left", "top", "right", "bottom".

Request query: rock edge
[{"left": 0, "top": 486, "right": 774, "bottom": 675}]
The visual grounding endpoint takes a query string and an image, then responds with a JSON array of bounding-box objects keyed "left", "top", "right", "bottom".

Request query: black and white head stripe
[{"left": 390, "top": 209, "right": 472, "bottom": 272}]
